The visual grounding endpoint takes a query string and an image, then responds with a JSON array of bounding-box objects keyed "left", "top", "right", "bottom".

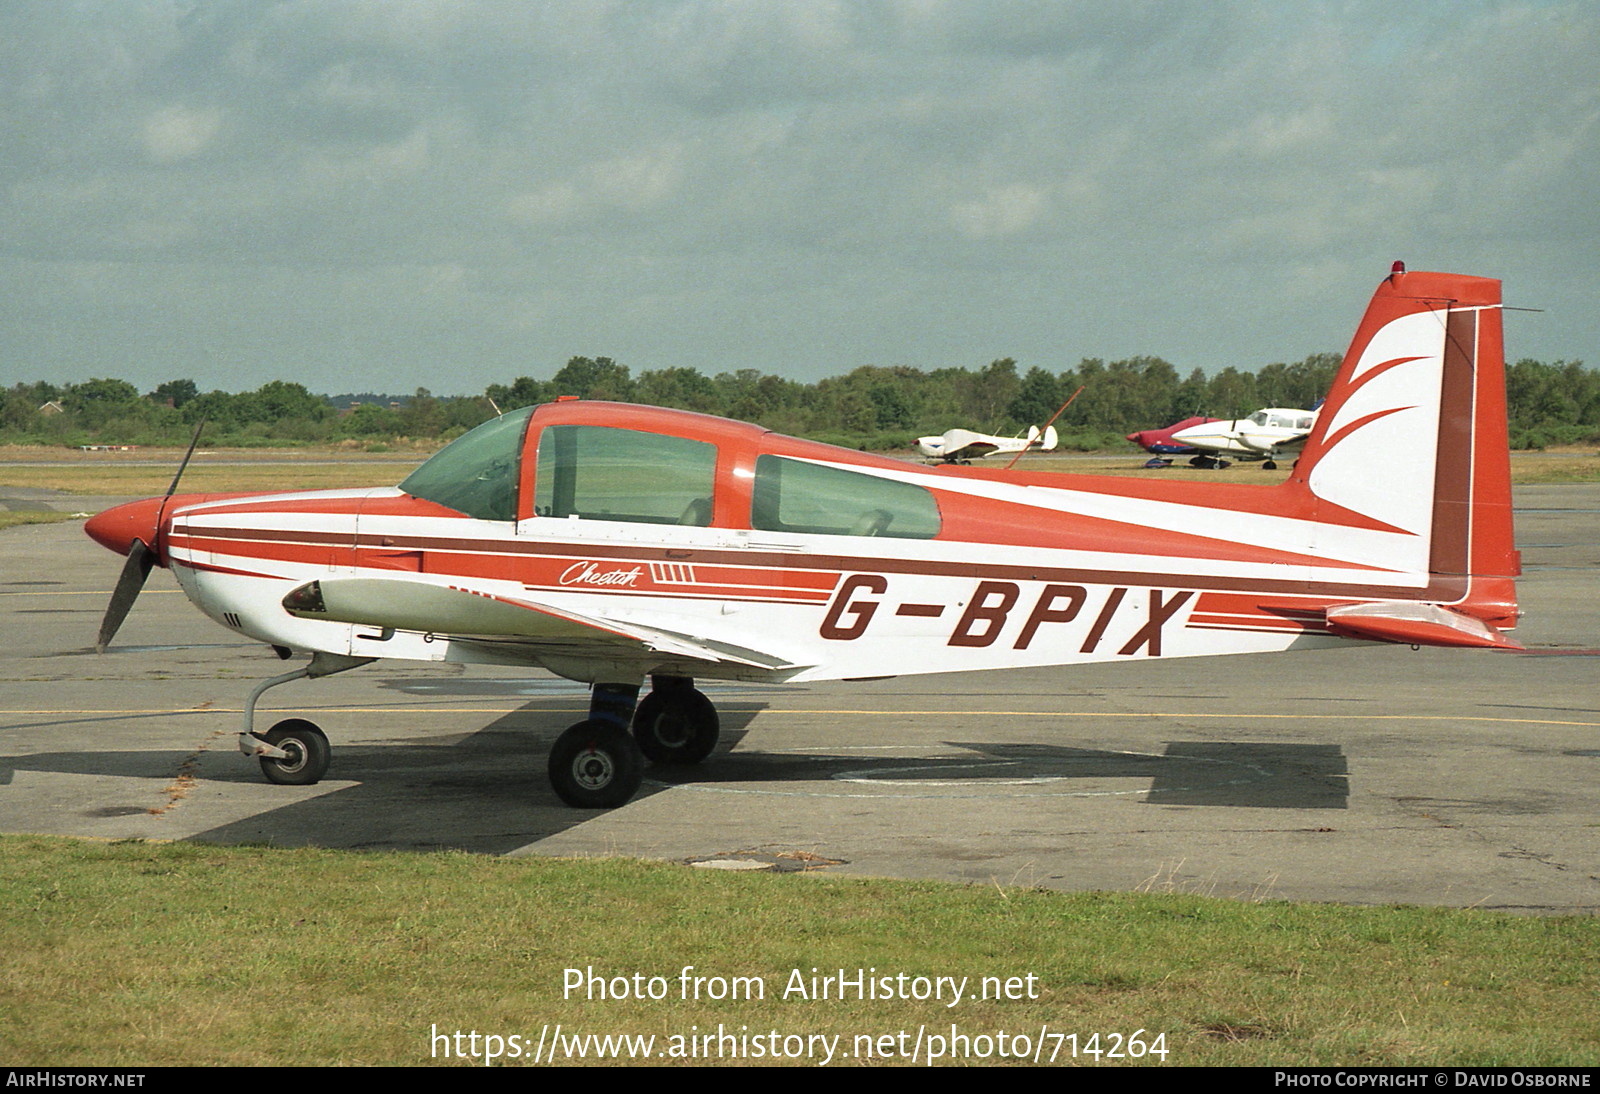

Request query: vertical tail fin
[{"left": 1290, "top": 268, "right": 1519, "bottom": 633}]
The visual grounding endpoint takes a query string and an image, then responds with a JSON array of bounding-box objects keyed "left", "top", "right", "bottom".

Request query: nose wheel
[
  {"left": 257, "top": 719, "right": 331, "bottom": 785},
  {"left": 237, "top": 652, "right": 372, "bottom": 787}
]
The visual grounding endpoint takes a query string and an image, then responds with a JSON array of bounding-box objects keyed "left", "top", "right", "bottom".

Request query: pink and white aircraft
[
  {"left": 86, "top": 266, "right": 1522, "bottom": 808},
  {"left": 1125, "top": 415, "right": 1222, "bottom": 466}
]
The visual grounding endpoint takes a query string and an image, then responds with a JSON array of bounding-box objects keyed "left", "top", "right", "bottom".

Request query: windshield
[{"left": 399, "top": 406, "right": 533, "bottom": 521}]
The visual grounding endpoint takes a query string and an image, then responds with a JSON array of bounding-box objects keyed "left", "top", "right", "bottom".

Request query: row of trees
[{"left": 4, "top": 353, "right": 1597, "bottom": 451}]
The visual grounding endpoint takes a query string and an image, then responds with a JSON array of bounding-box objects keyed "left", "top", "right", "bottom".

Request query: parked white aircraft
[
  {"left": 1168, "top": 407, "right": 1319, "bottom": 469},
  {"left": 917, "top": 424, "right": 1059, "bottom": 463}
]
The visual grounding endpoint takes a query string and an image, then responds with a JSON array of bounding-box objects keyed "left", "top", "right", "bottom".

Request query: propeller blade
[
  {"left": 93, "top": 421, "right": 205, "bottom": 653},
  {"left": 96, "top": 537, "right": 155, "bottom": 653},
  {"left": 166, "top": 417, "right": 207, "bottom": 497}
]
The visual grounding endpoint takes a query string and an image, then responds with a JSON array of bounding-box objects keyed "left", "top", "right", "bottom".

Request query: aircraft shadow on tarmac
[
  {"left": 2, "top": 700, "right": 1347, "bottom": 854},
  {"left": 653, "top": 738, "right": 1349, "bottom": 810}
]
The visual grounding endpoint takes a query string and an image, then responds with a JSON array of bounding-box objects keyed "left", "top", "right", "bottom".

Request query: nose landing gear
[{"left": 237, "top": 652, "right": 373, "bottom": 786}]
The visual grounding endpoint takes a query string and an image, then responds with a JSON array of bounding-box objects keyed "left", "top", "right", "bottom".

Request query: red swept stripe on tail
[{"left": 1288, "top": 268, "right": 1519, "bottom": 636}]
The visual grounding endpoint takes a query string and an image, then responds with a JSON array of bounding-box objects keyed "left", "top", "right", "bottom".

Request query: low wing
[
  {"left": 1270, "top": 427, "right": 1314, "bottom": 453},
  {"left": 282, "top": 576, "right": 804, "bottom": 673}
]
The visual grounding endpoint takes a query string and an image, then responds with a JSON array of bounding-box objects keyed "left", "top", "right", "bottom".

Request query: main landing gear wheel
[
  {"left": 633, "top": 687, "right": 720, "bottom": 765},
  {"left": 549, "top": 720, "right": 644, "bottom": 808},
  {"left": 1262, "top": 459, "right": 1278, "bottom": 470},
  {"left": 257, "top": 718, "right": 331, "bottom": 786}
]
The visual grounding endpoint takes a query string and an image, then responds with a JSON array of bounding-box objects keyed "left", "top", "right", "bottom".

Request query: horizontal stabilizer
[
  {"left": 1324, "top": 601, "right": 1522, "bottom": 650},
  {"left": 282, "top": 577, "right": 799, "bottom": 671}
]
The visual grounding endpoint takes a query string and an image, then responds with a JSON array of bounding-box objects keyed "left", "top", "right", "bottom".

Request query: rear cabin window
[
  {"left": 535, "top": 425, "right": 716, "bottom": 526},
  {"left": 751, "top": 455, "right": 940, "bottom": 539},
  {"left": 399, "top": 406, "right": 532, "bottom": 521}
]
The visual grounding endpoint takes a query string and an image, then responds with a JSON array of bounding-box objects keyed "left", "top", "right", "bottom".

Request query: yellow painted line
[
  {"left": 1, "top": 707, "right": 1597, "bottom": 728},
  {"left": 0, "top": 707, "right": 572, "bottom": 717}
]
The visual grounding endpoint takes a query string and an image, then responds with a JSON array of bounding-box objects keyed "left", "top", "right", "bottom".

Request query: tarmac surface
[{"left": 1, "top": 484, "right": 1596, "bottom": 912}]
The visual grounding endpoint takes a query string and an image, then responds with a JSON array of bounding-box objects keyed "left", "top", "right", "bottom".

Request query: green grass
[
  {"left": 1, "top": 836, "right": 1595, "bottom": 1066},
  {"left": 0, "top": 461, "right": 408, "bottom": 497},
  {"left": 0, "top": 510, "right": 81, "bottom": 531},
  {"left": 1510, "top": 454, "right": 1600, "bottom": 484},
  {"left": 5, "top": 445, "right": 1596, "bottom": 500}
]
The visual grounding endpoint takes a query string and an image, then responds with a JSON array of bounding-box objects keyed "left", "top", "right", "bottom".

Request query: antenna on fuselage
[{"left": 1003, "top": 386, "right": 1083, "bottom": 470}]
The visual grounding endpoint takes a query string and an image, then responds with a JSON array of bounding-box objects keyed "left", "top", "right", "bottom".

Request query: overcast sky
[{"left": 3, "top": 1, "right": 1595, "bottom": 397}]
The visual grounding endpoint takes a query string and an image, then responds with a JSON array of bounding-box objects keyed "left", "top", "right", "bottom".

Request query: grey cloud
[{"left": 1, "top": 0, "right": 1593, "bottom": 394}]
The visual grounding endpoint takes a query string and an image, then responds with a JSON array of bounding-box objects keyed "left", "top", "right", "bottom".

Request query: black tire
[
  {"left": 258, "top": 718, "right": 331, "bottom": 786},
  {"left": 1262, "top": 460, "right": 1278, "bottom": 470},
  {"left": 548, "top": 720, "right": 644, "bottom": 808},
  {"left": 633, "top": 688, "right": 720, "bottom": 765}
]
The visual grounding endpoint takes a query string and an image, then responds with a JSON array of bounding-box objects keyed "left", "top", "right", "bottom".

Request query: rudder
[{"left": 1290, "top": 267, "right": 1519, "bottom": 633}]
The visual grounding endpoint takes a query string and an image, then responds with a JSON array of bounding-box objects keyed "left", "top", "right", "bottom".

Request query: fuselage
[
  {"left": 86, "top": 389, "right": 1514, "bottom": 688},
  {"left": 79, "top": 268, "right": 1527, "bottom": 810}
]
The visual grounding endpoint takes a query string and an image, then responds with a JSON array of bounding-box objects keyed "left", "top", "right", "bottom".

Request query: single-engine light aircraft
[
  {"left": 1167, "top": 406, "right": 1320, "bottom": 469},
  {"left": 86, "top": 266, "right": 1522, "bottom": 808},
  {"left": 917, "top": 424, "right": 1059, "bottom": 463},
  {"left": 1125, "top": 415, "right": 1222, "bottom": 467}
]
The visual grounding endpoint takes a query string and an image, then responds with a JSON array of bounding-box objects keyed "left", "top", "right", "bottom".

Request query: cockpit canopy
[
  {"left": 1247, "top": 409, "right": 1315, "bottom": 431},
  {"left": 399, "top": 403, "right": 942, "bottom": 539}
]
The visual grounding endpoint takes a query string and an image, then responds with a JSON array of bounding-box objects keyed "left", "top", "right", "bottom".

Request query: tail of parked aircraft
[{"left": 1287, "top": 265, "right": 1521, "bottom": 647}]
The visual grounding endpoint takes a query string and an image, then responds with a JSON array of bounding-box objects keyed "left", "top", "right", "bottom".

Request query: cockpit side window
[
  {"left": 399, "top": 406, "right": 533, "bottom": 521},
  {"left": 751, "top": 455, "right": 940, "bottom": 539},
  {"left": 534, "top": 425, "right": 716, "bottom": 526}
]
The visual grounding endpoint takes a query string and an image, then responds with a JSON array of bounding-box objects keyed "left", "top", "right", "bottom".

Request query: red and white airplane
[
  {"left": 1124, "top": 415, "right": 1222, "bottom": 466},
  {"left": 85, "top": 265, "right": 1522, "bottom": 808}
]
